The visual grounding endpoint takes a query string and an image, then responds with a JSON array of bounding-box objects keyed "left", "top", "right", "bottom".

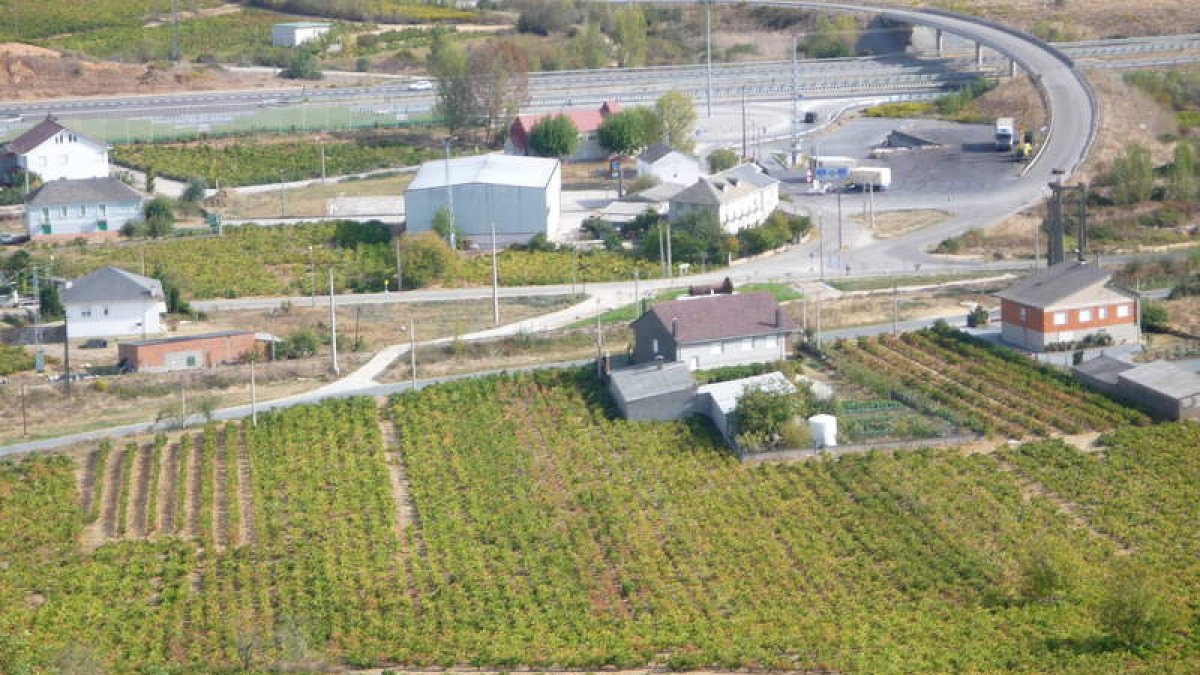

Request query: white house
[
  {"left": 271, "top": 22, "right": 331, "bottom": 48},
  {"left": 1, "top": 117, "right": 109, "bottom": 183},
  {"left": 636, "top": 143, "right": 702, "bottom": 186},
  {"left": 25, "top": 177, "right": 144, "bottom": 239},
  {"left": 63, "top": 267, "right": 167, "bottom": 339},
  {"left": 631, "top": 292, "right": 795, "bottom": 371},
  {"left": 669, "top": 163, "right": 779, "bottom": 233},
  {"left": 404, "top": 154, "right": 561, "bottom": 246}
]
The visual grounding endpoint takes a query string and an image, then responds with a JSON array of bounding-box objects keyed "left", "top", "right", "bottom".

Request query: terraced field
[{"left": 0, "top": 373, "right": 1194, "bottom": 672}]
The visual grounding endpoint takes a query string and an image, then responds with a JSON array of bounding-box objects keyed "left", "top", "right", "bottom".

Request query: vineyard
[
  {"left": 825, "top": 328, "right": 1148, "bottom": 438},
  {"left": 112, "top": 138, "right": 440, "bottom": 187},
  {"left": 1, "top": 373, "right": 1195, "bottom": 671},
  {"left": 0, "top": 0, "right": 223, "bottom": 42}
]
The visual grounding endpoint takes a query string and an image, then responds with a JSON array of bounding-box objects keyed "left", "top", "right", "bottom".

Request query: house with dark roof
[
  {"left": 1, "top": 116, "right": 109, "bottom": 183},
  {"left": 636, "top": 143, "right": 701, "bottom": 186},
  {"left": 997, "top": 261, "right": 1138, "bottom": 352},
  {"left": 631, "top": 292, "right": 795, "bottom": 371},
  {"left": 63, "top": 267, "right": 167, "bottom": 339},
  {"left": 25, "top": 177, "right": 144, "bottom": 238},
  {"left": 669, "top": 163, "right": 779, "bottom": 233},
  {"left": 1074, "top": 356, "right": 1200, "bottom": 421},
  {"left": 505, "top": 102, "right": 621, "bottom": 162}
]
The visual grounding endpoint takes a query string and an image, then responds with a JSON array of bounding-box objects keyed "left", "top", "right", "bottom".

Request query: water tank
[{"left": 808, "top": 414, "right": 838, "bottom": 448}]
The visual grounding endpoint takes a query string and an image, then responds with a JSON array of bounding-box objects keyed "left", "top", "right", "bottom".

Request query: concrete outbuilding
[
  {"left": 404, "top": 154, "right": 562, "bottom": 246},
  {"left": 696, "top": 371, "right": 797, "bottom": 440},
  {"left": 118, "top": 330, "right": 257, "bottom": 373},
  {"left": 1074, "top": 356, "right": 1200, "bottom": 421},
  {"left": 271, "top": 22, "right": 331, "bottom": 47},
  {"left": 606, "top": 360, "right": 698, "bottom": 422},
  {"left": 636, "top": 143, "right": 701, "bottom": 186}
]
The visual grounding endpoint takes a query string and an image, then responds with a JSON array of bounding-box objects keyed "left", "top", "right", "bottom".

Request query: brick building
[
  {"left": 997, "top": 261, "right": 1138, "bottom": 352},
  {"left": 118, "top": 330, "right": 257, "bottom": 373}
]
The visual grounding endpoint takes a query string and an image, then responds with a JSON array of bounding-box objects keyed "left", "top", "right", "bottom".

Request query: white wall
[
  {"left": 271, "top": 25, "right": 329, "bottom": 47},
  {"left": 66, "top": 299, "right": 166, "bottom": 339},
  {"left": 678, "top": 335, "right": 787, "bottom": 371},
  {"left": 638, "top": 153, "right": 701, "bottom": 185},
  {"left": 670, "top": 183, "right": 779, "bottom": 234},
  {"left": 18, "top": 131, "right": 108, "bottom": 182},
  {"left": 27, "top": 199, "right": 142, "bottom": 238},
  {"left": 404, "top": 169, "right": 561, "bottom": 245}
]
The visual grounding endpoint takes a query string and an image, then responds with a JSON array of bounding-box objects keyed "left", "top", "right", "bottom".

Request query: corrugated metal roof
[
  {"left": 1118, "top": 361, "right": 1200, "bottom": 400},
  {"left": 634, "top": 292, "right": 795, "bottom": 343},
  {"left": 1072, "top": 355, "right": 1133, "bottom": 385},
  {"left": 996, "top": 261, "right": 1114, "bottom": 308},
  {"left": 407, "top": 154, "right": 559, "bottom": 191},
  {"left": 609, "top": 360, "right": 696, "bottom": 402},
  {"left": 27, "top": 177, "right": 143, "bottom": 207},
  {"left": 63, "top": 267, "right": 163, "bottom": 304},
  {"left": 698, "top": 372, "right": 797, "bottom": 415}
]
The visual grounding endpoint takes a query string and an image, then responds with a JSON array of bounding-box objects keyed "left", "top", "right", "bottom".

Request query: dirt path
[
  {"left": 186, "top": 436, "right": 202, "bottom": 539},
  {"left": 158, "top": 443, "right": 179, "bottom": 535},
  {"left": 235, "top": 432, "right": 256, "bottom": 547},
  {"left": 995, "top": 458, "right": 1135, "bottom": 556},
  {"left": 77, "top": 447, "right": 100, "bottom": 521},
  {"left": 213, "top": 432, "right": 229, "bottom": 550},
  {"left": 378, "top": 416, "right": 413, "bottom": 539},
  {"left": 128, "top": 444, "right": 152, "bottom": 538},
  {"left": 97, "top": 445, "right": 125, "bottom": 541}
]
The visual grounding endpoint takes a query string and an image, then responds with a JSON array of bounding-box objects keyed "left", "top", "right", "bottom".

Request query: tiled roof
[
  {"left": 64, "top": 267, "right": 163, "bottom": 304},
  {"left": 26, "top": 177, "right": 142, "bottom": 207},
  {"left": 6, "top": 117, "right": 103, "bottom": 155},
  {"left": 512, "top": 101, "right": 621, "bottom": 135},
  {"left": 634, "top": 292, "right": 794, "bottom": 343},
  {"left": 996, "top": 261, "right": 1114, "bottom": 308}
]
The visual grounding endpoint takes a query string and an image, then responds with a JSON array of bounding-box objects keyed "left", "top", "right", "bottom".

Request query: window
[
  {"left": 60, "top": 206, "right": 68, "bottom": 217},
  {"left": 186, "top": 355, "right": 197, "bottom": 368},
  {"left": 1019, "top": 307, "right": 1027, "bottom": 321},
  {"left": 102, "top": 307, "right": 109, "bottom": 317},
  {"left": 1099, "top": 307, "right": 1108, "bottom": 320},
  {"left": 652, "top": 338, "right": 659, "bottom": 354},
  {"left": 1078, "top": 309, "right": 1092, "bottom": 322},
  {"left": 41, "top": 207, "right": 49, "bottom": 222},
  {"left": 1117, "top": 304, "right": 1130, "bottom": 318},
  {"left": 1053, "top": 312, "right": 1067, "bottom": 326},
  {"left": 80, "top": 308, "right": 91, "bottom": 318},
  {"left": 741, "top": 338, "right": 753, "bottom": 352},
  {"left": 710, "top": 342, "right": 723, "bottom": 355},
  {"left": 99, "top": 204, "right": 107, "bottom": 217},
  {"left": 78, "top": 205, "right": 86, "bottom": 217}
]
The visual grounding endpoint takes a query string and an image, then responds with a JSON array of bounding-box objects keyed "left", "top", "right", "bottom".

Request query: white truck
[
  {"left": 848, "top": 167, "right": 892, "bottom": 191},
  {"left": 995, "top": 117, "right": 1015, "bottom": 151}
]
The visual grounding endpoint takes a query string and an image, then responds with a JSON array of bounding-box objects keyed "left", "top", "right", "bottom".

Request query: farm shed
[
  {"left": 271, "top": 22, "right": 331, "bottom": 48},
  {"left": 404, "top": 154, "right": 562, "bottom": 246},
  {"left": 118, "top": 330, "right": 256, "bottom": 373},
  {"left": 1073, "top": 356, "right": 1200, "bottom": 421},
  {"left": 606, "top": 360, "right": 698, "bottom": 422},
  {"left": 696, "top": 371, "right": 797, "bottom": 441},
  {"left": 631, "top": 292, "right": 794, "bottom": 371}
]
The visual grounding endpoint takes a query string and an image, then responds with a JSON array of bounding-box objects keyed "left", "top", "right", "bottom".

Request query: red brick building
[
  {"left": 997, "top": 261, "right": 1138, "bottom": 352},
  {"left": 118, "top": 330, "right": 257, "bottom": 373},
  {"left": 505, "top": 101, "right": 621, "bottom": 162}
]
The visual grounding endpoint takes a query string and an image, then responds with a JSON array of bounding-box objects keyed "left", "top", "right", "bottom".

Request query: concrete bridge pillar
[
  {"left": 975, "top": 42, "right": 984, "bottom": 67},
  {"left": 1009, "top": 58, "right": 1018, "bottom": 77},
  {"left": 935, "top": 29, "right": 944, "bottom": 56}
]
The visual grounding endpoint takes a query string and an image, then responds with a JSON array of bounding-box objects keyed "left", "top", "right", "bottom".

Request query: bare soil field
[
  {"left": 787, "top": 288, "right": 994, "bottom": 330},
  {"left": 854, "top": 208, "right": 949, "bottom": 239}
]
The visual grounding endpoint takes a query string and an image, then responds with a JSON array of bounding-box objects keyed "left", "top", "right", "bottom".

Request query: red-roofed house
[
  {"left": 631, "top": 292, "right": 795, "bottom": 370},
  {"left": 505, "top": 101, "right": 621, "bottom": 162}
]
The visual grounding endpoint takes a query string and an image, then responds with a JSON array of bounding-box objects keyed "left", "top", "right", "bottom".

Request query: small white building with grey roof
[
  {"left": 1074, "top": 356, "right": 1200, "bottom": 421},
  {"left": 63, "top": 267, "right": 167, "bottom": 339},
  {"left": 403, "top": 154, "right": 562, "bottom": 246},
  {"left": 25, "top": 177, "right": 144, "bottom": 239},
  {"left": 669, "top": 163, "right": 779, "bottom": 233},
  {"left": 636, "top": 143, "right": 701, "bottom": 186},
  {"left": 271, "top": 22, "right": 331, "bottom": 48}
]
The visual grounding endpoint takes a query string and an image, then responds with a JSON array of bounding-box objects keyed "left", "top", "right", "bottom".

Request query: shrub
[
  {"left": 1099, "top": 569, "right": 1178, "bottom": 649},
  {"left": 528, "top": 115, "right": 579, "bottom": 158},
  {"left": 707, "top": 148, "right": 739, "bottom": 173}
]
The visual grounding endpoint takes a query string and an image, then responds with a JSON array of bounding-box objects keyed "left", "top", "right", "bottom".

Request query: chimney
[
  {"left": 671, "top": 317, "right": 678, "bottom": 337},
  {"left": 775, "top": 307, "right": 782, "bottom": 328},
  {"left": 655, "top": 354, "right": 664, "bottom": 370}
]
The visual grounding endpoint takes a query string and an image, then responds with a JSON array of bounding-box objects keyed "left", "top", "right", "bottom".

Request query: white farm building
[
  {"left": 403, "top": 154, "right": 562, "bottom": 247},
  {"left": 271, "top": 22, "right": 331, "bottom": 48}
]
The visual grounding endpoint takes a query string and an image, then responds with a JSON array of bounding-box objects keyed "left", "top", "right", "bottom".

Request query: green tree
[
  {"left": 1141, "top": 300, "right": 1169, "bottom": 332},
  {"left": 707, "top": 147, "right": 740, "bottom": 173},
  {"left": 429, "top": 31, "right": 473, "bottom": 132},
  {"left": 145, "top": 168, "right": 157, "bottom": 194},
  {"left": 734, "top": 385, "right": 807, "bottom": 445},
  {"left": 597, "top": 109, "right": 653, "bottom": 155},
  {"left": 571, "top": 22, "right": 609, "bottom": 69},
  {"left": 1099, "top": 569, "right": 1178, "bottom": 649},
  {"left": 400, "top": 232, "right": 456, "bottom": 288},
  {"left": 1019, "top": 542, "right": 1078, "bottom": 604},
  {"left": 800, "top": 15, "right": 857, "bottom": 58},
  {"left": 1166, "top": 142, "right": 1197, "bottom": 201},
  {"left": 143, "top": 197, "right": 175, "bottom": 238},
  {"left": 38, "top": 281, "right": 64, "bottom": 320},
  {"left": 431, "top": 207, "right": 459, "bottom": 244},
  {"left": 655, "top": 91, "right": 697, "bottom": 153},
  {"left": 528, "top": 114, "right": 579, "bottom": 158},
  {"left": 281, "top": 49, "right": 322, "bottom": 80},
  {"left": 1110, "top": 143, "right": 1155, "bottom": 205},
  {"left": 181, "top": 176, "right": 207, "bottom": 204},
  {"left": 613, "top": 6, "right": 648, "bottom": 67}
]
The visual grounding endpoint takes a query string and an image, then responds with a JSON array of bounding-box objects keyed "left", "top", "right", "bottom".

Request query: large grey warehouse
[{"left": 403, "top": 154, "right": 562, "bottom": 247}]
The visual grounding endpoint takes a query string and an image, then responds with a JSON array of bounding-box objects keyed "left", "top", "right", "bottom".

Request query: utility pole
[
  {"left": 394, "top": 234, "right": 403, "bottom": 292},
  {"left": 633, "top": 268, "right": 640, "bottom": 315},
  {"left": 815, "top": 290, "right": 823, "bottom": 350},
  {"left": 658, "top": 224, "right": 666, "bottom": 277},
  {"left": 665, "top": 220, "right": 673, "bottom": 276},
  {"left": 328, "top": 268, "right": 339, "bottom": 376},
  {"left": 490, "top": 222, "right": 500, "bottom": 325},
  {"left": 250, "top": 360, "right": 257, "bottom": 427},
  {"left": 63, "top": 311, "right": 71, "bottom": 400},
  {"left": 868, "top": 182, "right": 876, "bottom": 231},
  {"left": 892, "top": 280, "right": 899, "bottom": 336},
  {"left": 20, "top": 383, "right": 27, "bottom": 437},
  {"left": 817, "top": 213, "right": 825, "bottom": 281},
  {"left": 320, "top": 144, "right": 327, "bottom": 183},
  {"left": 837, "top": 192, "right": 843, "bottom": 250},
  {"left": 309, "top": 245, "right": 316, "bottom": 308},
  {"left": 705, "top": 0, "right": 713, "bottom": 118},
  {"left": 170, "top": 0, "right": 180, "bottom": 63},
  {"left": 1077, "top": 182, "right": 1089, "bottom": 262},
  {"left": 279, "top": 170, "right": 286, "bottom": 217},
  {"left": 179, "top": 373, "right": 186, "bottom": 423},
  {"left": 443, "top": 137, "right": 456, "bottom": 235}
]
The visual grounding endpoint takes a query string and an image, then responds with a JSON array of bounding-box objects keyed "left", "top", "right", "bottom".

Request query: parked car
[
  {"left": 407, "top": 79, "right": 433, "bottom": 91},
  {"left": 803, "top": 111, "right": 818, "bottom": 124},
  {"left": 81, "top": 338, "right": 109, "bottom": 349}
]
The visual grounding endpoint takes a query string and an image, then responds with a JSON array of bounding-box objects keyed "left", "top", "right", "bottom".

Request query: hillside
[{"left": 0, "top": 370, "right": 1196, "bottom": 671}]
